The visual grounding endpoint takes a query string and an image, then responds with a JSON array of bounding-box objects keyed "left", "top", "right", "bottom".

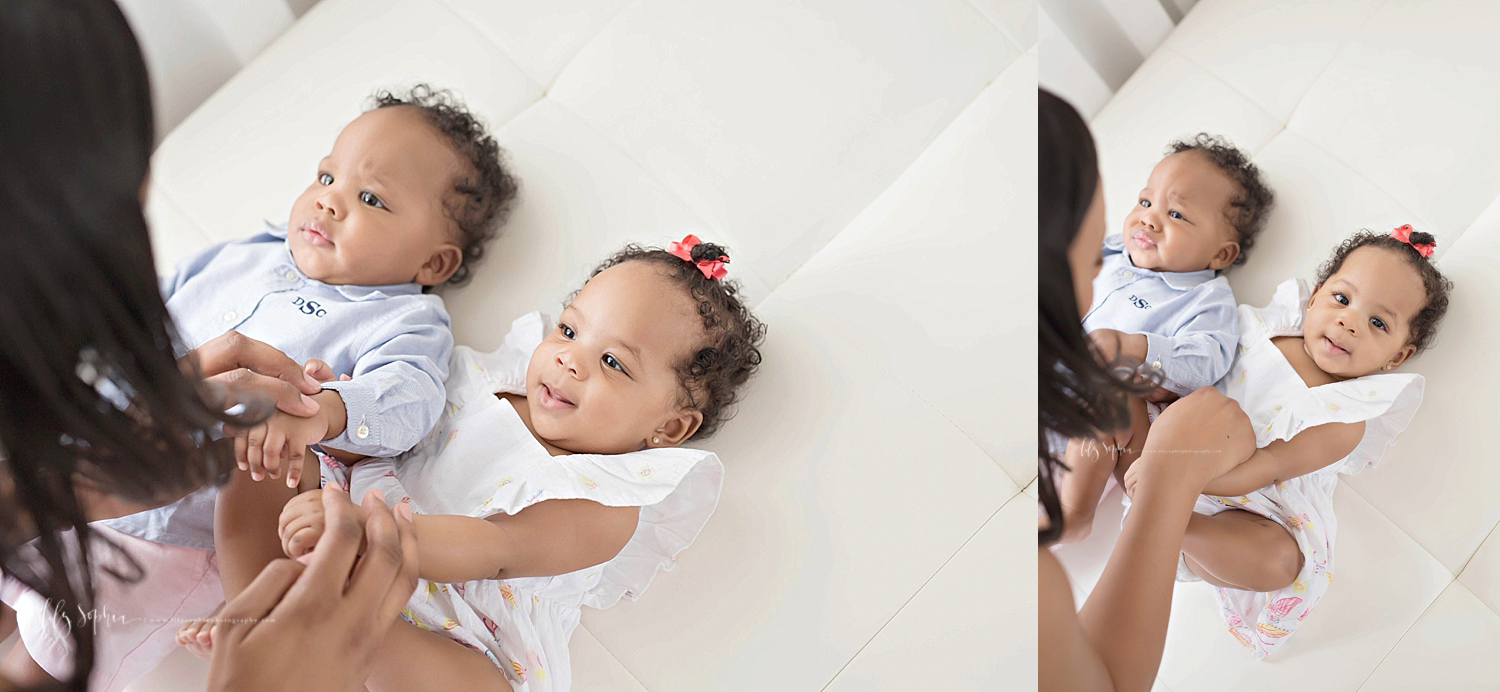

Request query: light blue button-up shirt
[
  {"left": 1081, "top": 232, "right": 1238, "bottom": 396},
  {"left": 102, "top": 221, "right": 452, "bottom": 548}
]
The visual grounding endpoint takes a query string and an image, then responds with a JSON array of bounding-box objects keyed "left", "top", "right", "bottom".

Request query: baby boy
[
  {"left": 1056, "top": 133, "right": 1273, "bottom": 543},
  {"left": 2, "top": 86, "right": 520, "bottom": 692}
]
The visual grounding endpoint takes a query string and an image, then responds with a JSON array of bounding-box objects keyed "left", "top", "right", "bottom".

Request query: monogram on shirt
[
  {"left": 292, "top": 295, "right": 328, "bottom": 317},
  {"left": 1129, "top": 295, "right": 1151, "bottom": 310}
]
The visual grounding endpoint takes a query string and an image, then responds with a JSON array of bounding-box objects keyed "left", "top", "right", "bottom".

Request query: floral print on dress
[
  {"left": 345, "top": 314, "right": 725, "bottom": 691},
  {"left": 1196, "top": 279, "right": 1423, "bottom": 659}
]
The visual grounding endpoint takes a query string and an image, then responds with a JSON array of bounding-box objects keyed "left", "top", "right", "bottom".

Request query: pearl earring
[{"left": 653, "top": 437, "right": 660, "bottom": 444}]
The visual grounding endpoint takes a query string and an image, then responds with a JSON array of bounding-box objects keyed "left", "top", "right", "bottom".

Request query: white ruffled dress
[
  {"left": 320, "top": 312, "right": 724, "bottom": 691},
  {"left": 1199, "top": 279, "right": 1423, "bottom": 658}
]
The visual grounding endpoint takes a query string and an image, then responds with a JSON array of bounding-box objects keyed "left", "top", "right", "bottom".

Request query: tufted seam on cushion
[
  {"left": 1338, "top": 476, "right": 1463, "bottom": 581},
  {"left": 146, "top": 180, "right": 215, "bottom": 247},
  {"left": 1161, "top": 46, "right": 1286, "bottom": 130},
  {"left": 534, "top": 92, "right": 736, "bottom": 254},
  {"left": 1353, "top": 581, "right": 1450, "bottom": 690},
  {"left": 1456, "top": 520, "right": 1500, "bottom": 593},
  {"left": 575, "top": 623, "right": 651, "bottom": 691},
  {"left": 1160, "top": 0, "right": 1390, "bottom": 123},
  {"left": 426, "top": 0, "right": 541, "bottom": 90},
  {"left": 150, "top": 181, "right": 219, "bottom": 248},
  {"left": 819, "top": 500, "right": 1012, "bottom": 691},
  {"left": 962, "top": 0, "right": 1028, "bottom": 54},
  {"left": 761, "top": 291, "right": 1020, "bottom": 485},
  {"left": 1263, "top": 130, "right": 1440, "bottom": 252},
  {"left": 412, "top": 0, "right": 547, "bottom": 106},
  {"left": 429, "top": 0, "right": 634, "bottom": 90},
  {"left": 1277, "top": 0, "right": 1389, "bottom": 128},
  {"left": 755, "top": 55, "right": 1023, "bottom": 303},
  {"left": 1277, "top": 131, "right": 1472, "bottom": 255}
]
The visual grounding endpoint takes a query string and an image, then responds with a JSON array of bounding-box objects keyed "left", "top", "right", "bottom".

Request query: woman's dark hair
[
  {"left": 1315, "top": 228, "right": 1452, "bottom": 353},
  {"left": 371, "top": 85, "right": 519, "bottom": 287},
  {"left": 1038, "top": 90, "right": 1145, "bottom": 545},
  {"left": 0, "top": 2, "right": 256, "bottom": 688},
  {"left": 578, "top": 242, "right": 766, "bottom": 439},
  {"left": 1167, "top": 133, "right": 1274, "bottom": 266}
]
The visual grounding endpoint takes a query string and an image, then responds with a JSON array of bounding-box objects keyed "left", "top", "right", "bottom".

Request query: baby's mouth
[
  {"left": 300, "top": 221, "right": 333, "bottom": 248},
  {"left": 537, "top": 383, "right": 576, "bottom": 410},
  {"left": 1323, "top": 336, "right": 1349, "bottom": 356},
  {"left": 1131, "top": 230, "right": 1157, "bottom": 250}
]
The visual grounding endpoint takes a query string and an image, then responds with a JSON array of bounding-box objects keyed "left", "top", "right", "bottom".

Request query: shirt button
[
  {"left": 1152, "top": 360, "right": 1162, "bottom": 370},
  {"left": 222, "top": 310, "right": 237, "bottom": 322},
  {"left": 1119, "top": 269, "right": 1131, "bottom": 279},
  {"left": 355, "top": 424, "right": 370, "bottom": 440}
]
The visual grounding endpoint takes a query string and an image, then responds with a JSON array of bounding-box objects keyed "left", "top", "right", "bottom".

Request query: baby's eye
[
  {"left": 559, "top": 324, "right": 575, "bottom": 340},
  {"left": 1168, "top": 210, "right": 1185, "bottom": 220},
  {"left": 1333, "top": 292, "right": 1349, "bottom": 306},
  {"left": 318, "top": 172, "right": 333, "bottom": 185},
  {"left": 1139, "top": 199, "right": 1151, "bottom": 208},
  {"left": 1371, "top": 317, "right": 1387, "bottom": 331},
  {"left": 359, "top": 191, "right": 385, "bottom": 209},
  {"left": 603, "top": 354, "right": 626, "bottom": 373}
]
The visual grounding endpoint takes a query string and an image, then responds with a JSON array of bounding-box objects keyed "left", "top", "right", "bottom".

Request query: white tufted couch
[
  {"left": 115, "top": 1, "right": 1033, "bottom": 690},
  {"left": 1051, "top": 0, "right": 1500, "bottom": 689}
]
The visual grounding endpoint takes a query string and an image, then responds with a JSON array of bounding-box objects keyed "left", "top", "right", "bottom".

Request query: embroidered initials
[
  {"left": 292, "top": 296, "right": 328, "bottom": 317},
  {"left": 1130, "top": 295, "right": 1151, "bottom": 310}
]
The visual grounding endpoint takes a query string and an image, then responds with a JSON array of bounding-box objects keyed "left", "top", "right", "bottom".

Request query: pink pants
[{"left": 0, "top": 524, "right": 222, "bottom": 692}]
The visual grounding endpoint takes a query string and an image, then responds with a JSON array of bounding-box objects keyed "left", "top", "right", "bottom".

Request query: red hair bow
[
  {"left": 668, "top": 234, "right": 729, "bottom": 280},
  {"left": 1391, "top": 224, "right": 1436, "bottom": 259}
]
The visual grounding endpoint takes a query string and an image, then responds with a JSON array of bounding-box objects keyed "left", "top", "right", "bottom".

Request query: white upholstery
[
  {"left": 1052, "top": 1, "right": 1500, "bottom": 689},
  {"left": 127, "top": 1, "right": 1032, "bottom": 690}
]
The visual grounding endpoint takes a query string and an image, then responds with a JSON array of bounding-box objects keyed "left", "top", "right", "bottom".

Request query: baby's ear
[
  {"left": 416, "top": 243, "right": 463, "bottom": 286},
  {"left": 651, "top": 409, "right": 704, "bottom": 448},
  {"left": 1208, "top": 240, "right": 1241, "bottom": 271},
  {"left": 1385, "top": 342, "right": 1418, "bottom": 371}
]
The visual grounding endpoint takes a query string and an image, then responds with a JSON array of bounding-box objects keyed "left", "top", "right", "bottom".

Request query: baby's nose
[{"left": 316, "top": 195, "right": 341, "bottom": 218}]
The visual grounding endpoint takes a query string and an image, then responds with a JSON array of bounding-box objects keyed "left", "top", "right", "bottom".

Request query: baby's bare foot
[{"left": 175, "top": 606, "right": 222, "bottom": 661}]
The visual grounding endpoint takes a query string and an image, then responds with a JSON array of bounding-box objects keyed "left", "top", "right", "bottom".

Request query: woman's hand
[
  {"left": 191, "top": 331, "right": 324, "bottom": 418},
  {"left": 1124, "top": 386, "right": 1255, "bottom": 497},
  {"left": 206, "top": 488, "right": 418, "bottom": 692}
]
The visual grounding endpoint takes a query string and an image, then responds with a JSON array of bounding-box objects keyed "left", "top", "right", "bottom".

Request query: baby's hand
[
  {"left": 232, "top": 360, "right": 350, "bottom": 486},
  {"left": 302, "top": 358, "right": 350, "bottom": 385},
  {"left": 235, "top": 407, "right": 330, "bottom": 487},
  {"left": 278, "top": 488, "right": 332, "bottom": 561},
  {"left": 1088, "top": 328, "right": 1125, "bottom": 365},
  {"left": 1087, "top": 329, "right": 1149, "bottom": 366},
  {"left": 1143, "top": 387, "right": 1179, "bottom": 404}
]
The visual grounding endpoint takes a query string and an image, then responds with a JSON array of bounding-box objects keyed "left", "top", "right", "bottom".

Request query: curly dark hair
[
  {"left": 371, "top": 85, "right": 518, "bottom": 286},
  {"left": 1167, "top": 133, "right": 1274, "bottom": 267},
  {"left": 579, "top": 241, "right": 766, "bottom": 439},
  {"left": 1314, "top": 228, "right": 1452, "bottom": 353}
]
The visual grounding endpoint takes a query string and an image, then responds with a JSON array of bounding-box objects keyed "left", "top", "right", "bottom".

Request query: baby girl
[
  {"left": 180, "top": 236, "right": 766, "bottom": 692},
  {"left": 1128, "top": 226, "right": 1451, "bottom": 657},
  {"left": 1057, "top": 134, "right": 1274, "bottom": 543},
  {"left": 0, "top": 86, "right": 517, "bottom": 691}
]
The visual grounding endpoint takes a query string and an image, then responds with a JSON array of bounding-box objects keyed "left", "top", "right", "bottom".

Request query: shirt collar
[
  {"left": 266, "top": 219, "right": 425, "bottom": 300},
  {"left": 1103, "top": 232, "right": 1218, "bottom": 290}
]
